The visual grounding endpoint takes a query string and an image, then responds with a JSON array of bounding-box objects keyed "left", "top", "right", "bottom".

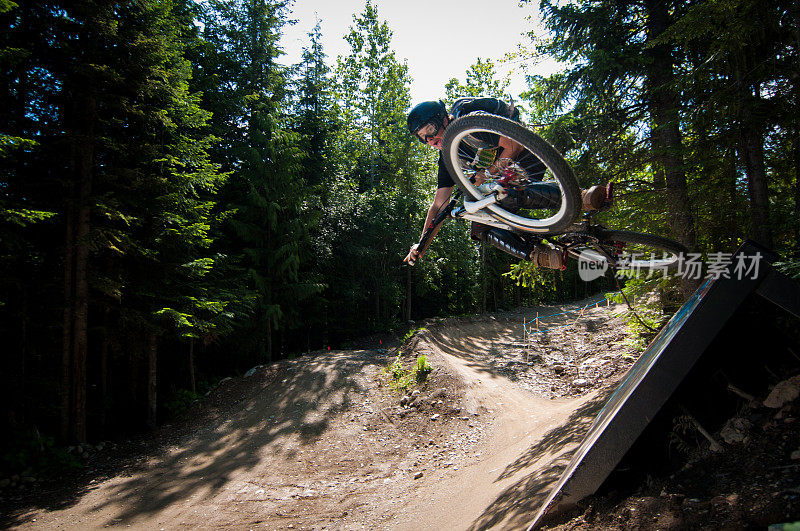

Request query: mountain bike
[{"left": 407, "top": 112, "right": 688, "bottom": 273}]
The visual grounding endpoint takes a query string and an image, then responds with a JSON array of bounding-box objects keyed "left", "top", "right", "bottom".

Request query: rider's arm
[
  {"left": 404, "top": 186, "right": 453, "bottom": 263},
  {"left": 498, "top": 135, "right": 524, "bottom": 161},
  {"left": 456, "top": 97, "right": 524, "bottom": 169},
  {"left": 497, "top": 98, "right": 524, "bottom": 161}
]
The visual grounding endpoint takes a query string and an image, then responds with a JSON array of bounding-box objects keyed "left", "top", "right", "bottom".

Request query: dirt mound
[{"left": 3, "top": 298, "right": 655, "bottom": 530}]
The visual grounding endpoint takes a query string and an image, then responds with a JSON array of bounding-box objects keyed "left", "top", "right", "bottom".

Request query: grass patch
[
  {"left": 384, "top": 353, "right": 432, "bottom": 393},
  {"left": 402, "top": 326, "right": 427, "bottom": 343}
]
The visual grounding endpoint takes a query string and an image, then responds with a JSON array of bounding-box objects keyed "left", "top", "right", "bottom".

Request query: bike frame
[
  {"left": 408, "top": 189, "right": 607, "bottom": 267},
  {"left": 451, "top": 204, "right": 512, "bottom": 229}
]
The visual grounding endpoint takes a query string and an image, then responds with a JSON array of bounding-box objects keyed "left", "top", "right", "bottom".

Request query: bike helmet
[{"left": 407, "top": 100, "right": 447, "bottom": 134}]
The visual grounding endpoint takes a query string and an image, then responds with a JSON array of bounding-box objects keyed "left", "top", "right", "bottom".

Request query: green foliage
[
  {"left": 196, "top": 0, "right": 324, "bottom": 361},
  {"left": 384, "top": 353, "right": 433, "bottom": 392},
  {"left": 3, "top": 0, "right": 797, "bottom": 450},
  {"left": 388, "top": 355, "right": 405, "bottom": 381},
  {"left": 505, "top": 261, "right": 555, "bottom": 290},
  {"left": 402, "top": 326, "right": 427, "bottom": 343},
  {"left": 415, "top": 355, "right": 432, "bottom": 382},
  {"left": 1, "top": 431, "right": 80, "bottom": 477},
  {"left": 335, "top": 0, "right": 413, "bottom": 190},
  {"left": 445, "top": 58, "right": 512, "bottom": 104},
  {"left": 609, "top": 275, "right": 681, "bottom": 350},
  {"left": 292, "top": 19, "right": 340, "bottom": 190},
  {"left": 1, "top": 207, "right": 57, "bottom": 227},
  {"left": 163, "top": 389, "right": 203, "bottom": 421},
  {"left": 523, "top": 0, "right": 799, "bottom": 258},
  {"left": 775, "top": 260, "right": 800, "bottom": 280},
  {"left": 0, "top": 0, "right": 17, "bottom": 14}
]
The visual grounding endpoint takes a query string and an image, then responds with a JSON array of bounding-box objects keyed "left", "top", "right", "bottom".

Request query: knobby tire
[{"left": 441, "top": 113, "right": 581, "bottom": 234}]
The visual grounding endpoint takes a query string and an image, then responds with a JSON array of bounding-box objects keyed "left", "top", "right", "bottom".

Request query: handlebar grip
[{"left": 405, "top": 248, "right": 420, "bottom": 266}]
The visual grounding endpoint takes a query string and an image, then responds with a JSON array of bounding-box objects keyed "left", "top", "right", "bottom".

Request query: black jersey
[{"left": 435, "top": 97, "right": 522, "bottom": 189}]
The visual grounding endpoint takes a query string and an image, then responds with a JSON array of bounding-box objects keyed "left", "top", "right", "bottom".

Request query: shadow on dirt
[
  {"left": 3, "top": 350, "right": 388, "bottom": 528},
  {"left": 423, "top": 300, "right": 609, "bottom": 380},
  {"left": 467, "top": 385, "right": 617, "bottom": 531},
  {"left": 424, "top": 317, "right": 524, "bottom": 379}
]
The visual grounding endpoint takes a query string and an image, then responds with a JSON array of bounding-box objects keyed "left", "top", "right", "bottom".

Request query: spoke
[{"left": 442, "top": 115, "right": 580, "bottom": 234}]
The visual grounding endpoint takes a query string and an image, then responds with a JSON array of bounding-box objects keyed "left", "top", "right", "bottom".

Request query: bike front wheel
[
  {"left": 441, "top": 113, "right": 581, "bottom": 234},
  {"left": 567, "top": 229, "right": 688, "bottom": 272}
]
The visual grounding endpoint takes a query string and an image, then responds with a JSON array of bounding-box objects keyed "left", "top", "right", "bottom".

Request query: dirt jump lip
[{"left": 394, "top": 300, "right": 640, "bottom": 531}]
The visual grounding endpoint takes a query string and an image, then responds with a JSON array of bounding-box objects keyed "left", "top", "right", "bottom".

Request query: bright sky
[{"left": 279, "top": 0, "right": 561, "bottom": 106}]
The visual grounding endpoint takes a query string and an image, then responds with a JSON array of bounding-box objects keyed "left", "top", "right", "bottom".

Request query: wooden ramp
[{"left": 528, "top": 241, "right": 800, "bottom": 529}]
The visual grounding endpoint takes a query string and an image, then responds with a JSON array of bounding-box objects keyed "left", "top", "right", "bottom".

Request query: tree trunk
[
  {"left": 128, "top": 347, "right": 138, "bottom": 423},
  {"left": 60, "top": 202, "right": 75, "bottom": 442},
  {"left": 374, "top": 278, "right": 380, "bottom": 324},
  {"left": 100, "top": 307, "right": 110, "bottom": 435},
  {"left": 740, "top": 127, "right": 773, "bottom": 247},
  {"left": 795, "top": 124, "right": 800, "bottom": 254},
  {"left": 147, "top": 334, "right": 158, "bottom": 430},
  {"left": 480, "top": 243, "right": 487, "bottom": 314},
  {"left": 188, "top": 338, "right": 196, "bottom": 394},
  {"left": 405, "top": 267, "right": 412, "bottom": 322},
  {"left": 266, "top": 322, "right": 272, "bottom": 362},
  {"left": 644, "top": 0, "right": 698, "bottom": 298},
  {"left": 795, "top": 9, "right": 800, "bottom": 255},
  {"left": 726, "top": 148, "right": 739, "bottom": 206},
  {"left": 69, "top": 93, "right": 95, "bottom": 443},
  {"left": 71, "top": 196, "right": 89, "bottom": 443}
]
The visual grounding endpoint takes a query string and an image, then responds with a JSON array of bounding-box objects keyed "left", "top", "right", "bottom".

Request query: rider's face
[{"left": 417, "top": 119, "right": 447, "bottom": 150}]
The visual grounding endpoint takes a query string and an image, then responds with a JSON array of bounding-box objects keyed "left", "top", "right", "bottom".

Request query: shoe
[
  {"left": 581, "top": 182, "right": 613, "bottom": 211},
  {"left": 530, "top": 244, "right": 564, "bottom": 270}
]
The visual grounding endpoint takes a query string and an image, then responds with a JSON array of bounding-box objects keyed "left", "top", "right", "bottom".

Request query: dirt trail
[
  {"left": 394, "top": 339, "right": 603, "bottom": 530},
  {"left": 396, "top": 310, "right": 620, "bottom": 530},
  {"left": 10, "top": 299, "right": 633, "bottom": 530}
]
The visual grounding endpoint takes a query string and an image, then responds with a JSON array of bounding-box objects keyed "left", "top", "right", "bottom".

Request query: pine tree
[
  {"left": 444, "top": 58, "right": 512, "bottom": 103},
  {"left": 62, "top": 0, "right": 228, "bottom": 437},
  {"left": 0, "top": 0, "right": 63, "bottom": 438},
  {"left": 199, "top": 0, "right": 321, "bottom": 362},
  {"left": 326, "top": 1, "right": 436, "bottom": 331},
  {"left": 656, "top": 0, "right": 797, "bottom": 250},
  {"left": 440, "top": 57, "right": 517, "bottom": 310},
  {"left": 528, "top": 0, "right": 698, "bottom": 246},
  {"left": 335, "top": 0, "right": 412, "bottom": 190},
  {"left": 294, "top": 19, "right": 339, "bottom": 189}
]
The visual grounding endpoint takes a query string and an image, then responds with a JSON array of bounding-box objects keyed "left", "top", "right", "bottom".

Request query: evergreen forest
[{"left": 1, "top": 0, "right": 798, "bottom": 456}]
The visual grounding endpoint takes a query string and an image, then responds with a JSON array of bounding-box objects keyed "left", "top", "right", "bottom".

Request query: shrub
[
  {"left": 164, "top": 389, "right": 203, "bottom": 420},
  {"left": 402, "top": 326, "right": 427, "bottom": 343},
  {"left": 1, "top": 430, "right": 80, "bottom": 477},
  {"left": 416, "top": 355, "right": 432, "bottom": 382},
  {"left": 384, "top": 354, "right": 433, "bottom": 392}
]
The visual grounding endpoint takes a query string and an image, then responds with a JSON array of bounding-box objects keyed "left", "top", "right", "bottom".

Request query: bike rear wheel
[
  {"left": 567, "top": 229, "right": 688, "bottom": 272},
  {"left": 441, "top": 113, "right": 581, "bottom": 234}
]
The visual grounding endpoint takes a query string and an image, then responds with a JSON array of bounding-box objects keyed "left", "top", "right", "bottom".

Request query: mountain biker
[{"left": 404, "top": 97, "right": 610, "bottom": 269}]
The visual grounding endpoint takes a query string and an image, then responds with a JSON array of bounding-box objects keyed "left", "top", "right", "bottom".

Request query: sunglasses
[{"left": 416, "top": 122, "right": 441, "bottom": 144}]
